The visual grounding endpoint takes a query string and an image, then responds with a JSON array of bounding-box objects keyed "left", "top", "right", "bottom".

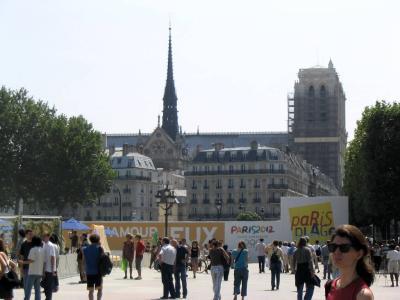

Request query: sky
[{"left": 1, "top": 0, "right": 399, "bottom": 141}]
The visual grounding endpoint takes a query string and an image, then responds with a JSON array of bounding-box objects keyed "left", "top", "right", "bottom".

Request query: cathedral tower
[
  {"left": 289, "top": 60, "right": 347, "bottom": 189},
  {"left": 161, "top": 26, "right": 179, "bottom": 141}
]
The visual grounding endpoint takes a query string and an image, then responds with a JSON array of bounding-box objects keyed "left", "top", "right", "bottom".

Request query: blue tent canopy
[
  {"left": 0, "top": 219, "right": 13, "bottom": 231},
  {"left": 62, "top": 218, "right": 90, "bottom": 231}
]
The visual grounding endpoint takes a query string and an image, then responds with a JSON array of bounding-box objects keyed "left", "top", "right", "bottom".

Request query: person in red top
[
  {"left": 135, "top": 234, "right": 145, "bottom": 280},
  {"left": 325, "top": 225, "right": 374, "bottom": 300}
]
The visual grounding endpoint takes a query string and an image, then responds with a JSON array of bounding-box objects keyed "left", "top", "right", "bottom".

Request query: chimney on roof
[
  {"left": 122, "top": 144, "right": 134, "bottom": 156},
  {"left": 250, "top": 140, "right": 258, "bottom": 150},
  {"left": 109, "top": 144, "right": 116, "bottom": 156}
]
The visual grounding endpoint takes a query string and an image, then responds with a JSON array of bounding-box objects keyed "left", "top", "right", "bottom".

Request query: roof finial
[
  {"left": 328, "top": 58, "right": 334, "bottom": 69},
  {"left": 158, "top": 115, "right": 160, "bottom": 127}
]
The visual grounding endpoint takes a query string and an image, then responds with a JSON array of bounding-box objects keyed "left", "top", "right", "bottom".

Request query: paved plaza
[{"left": 14, "top": 263, "right": 398, "bottom": 300}]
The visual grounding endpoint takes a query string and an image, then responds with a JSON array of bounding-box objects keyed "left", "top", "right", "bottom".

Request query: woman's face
[{"left": 331, "top": 236, "right": 363, "bottom": 270}]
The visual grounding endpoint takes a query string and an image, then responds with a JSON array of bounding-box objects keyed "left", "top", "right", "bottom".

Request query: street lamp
[
  {"left": 259, "top": 207, "right": 265, "bottom": 220},
  {"left": 238, "top": 203, "right": 245, "bottom": 215},
  {"left": 112, "top": 184, "right": 122, "bottom": 221},
  {"left": 155, "top": 185, "right": 178, "bottom": 237},
  {"left": 215, "top": 199, "right": 222, "bottom": 220}
]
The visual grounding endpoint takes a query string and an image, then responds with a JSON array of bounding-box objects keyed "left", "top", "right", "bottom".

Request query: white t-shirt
[
  {"left": 159, "top": 244, "right": 176, "bottom": 266},
  {"left": 386, "top": 250, "right": 400, "bottom": 262},
  {"left": 28, "top": 246, "right": 45, "bottom": 275},
  {"left": 255, "top": 242, "right": 266, "bottom": 256},
  {"left": 43, "top": 241, "right": 57, "bottom": 272}
]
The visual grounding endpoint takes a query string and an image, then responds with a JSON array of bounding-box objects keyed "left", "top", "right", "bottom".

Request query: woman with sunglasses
[{"left": 326, "top": 225, "right": 374, "bottom": 300}]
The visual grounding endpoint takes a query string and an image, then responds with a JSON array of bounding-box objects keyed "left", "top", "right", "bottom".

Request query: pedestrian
[
  {"left": 158, "top": 237, "right": 177, "bottom": 299},
  {"left": 371, "top": 243, "right": 382, "bottom": 273},
  {"left": 149, "top": 245, "right": 157, "bottom": 269},
  {"left": 173, "top": 240, "right": 188, "bottom": 299},
  {"left": 134, "top": 234, "right": 145, "bottom": 280},
  {"left": 122, "top": 234, "right": 134, "bottom": 279},
  {"left": 304, "top": 236, "right": 319, "bottom": 273},
  {"left": 313, "top": 240, "right": 321, "bottom": 273},
  {"left": 190, "top": 241, "right": 200, "bottom": 278},
  {"left": 281, "top": 241, "right": 289, "bottom": 273},
  {"left": 293, "top": 237, "right": 314, "bottom": 300},
  {"left": 83, "top": 234, "right": 103, "bottom": 300},
  {"left": 42, "top": 232, "right": 57, "bottom": 300},
  {"left": 325, "top": 224, "right": 374, "bottom": 300},
  {"left": 232, "top": 241, "right": 249, "bottom": 300},
  {"left": 0, "top": 238, "right": 17, "bottom": 300},
  {"left": 287, "top": 242, "right": 296, "bottom": 274},
  {"left": 49, "top": 234, "right": 60, "bottom": 293},
  {"left": 385, "top": 244, "right": 399, "bottom": 287},
  {"left": 209, "top": 240, "right": 229, "bottom": 300},
  {"left": 19, "top": 229, "right": 33, "bottom": 293},
  {"left": 321, "top": 240, "right": 331, "bottom": 280},
  {"left": 223, "top": 245, "right": 232, "bottom": 281},
  {"left": 69, "top": 231, "right": 79, "bottom": 253},
  {"left": 20, "top": 235, "right": 45, "bottom": 300},
  {"left": 268, "top": 240, "right": 284, "bottom": 290},
  {"left": 77, "top": 233, "right": 89, "bottom": 283},
  {"left": 255, "top": 238, "right": 266, "bottom": 273}
]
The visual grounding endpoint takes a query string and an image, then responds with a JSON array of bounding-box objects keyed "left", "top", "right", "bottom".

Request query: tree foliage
[
  {"left": 344, "top": 101, "right": 400, "bottom": 232},
  {"left": 0, "top": 87, "right": 115, "bottom": 213},
  {"left": 236, "top": 211, "right": 262, "bottom": 221}
]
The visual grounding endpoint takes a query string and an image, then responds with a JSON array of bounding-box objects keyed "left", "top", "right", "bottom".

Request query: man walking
[
  {"left": 173, "top": 240, "right": 188, "bottom": 299},
  {"left": 255, "top": 238, "right": 266, "bottom": 273},
  {"left": 134, "top": 234, "right": 145, "bottom": 280},
  {"left": 321, "top": 240, "right": 331, "bottom": 280},
  {"left": 158, "top": 237, "right": 177, "bottom": 299},
  {"left": 83, "top": 234, "right": 103, "bottom": 300},
  {"left": 42, "top": 232, "right": 57, "bottom": 300},
  {"left": 19, "top": 229, "right": 33, "bottom": 292}
]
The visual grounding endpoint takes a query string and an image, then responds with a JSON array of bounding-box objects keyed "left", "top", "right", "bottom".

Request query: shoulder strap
[{"left": 234, "top": 249, "right": 244, "bottom": 263}]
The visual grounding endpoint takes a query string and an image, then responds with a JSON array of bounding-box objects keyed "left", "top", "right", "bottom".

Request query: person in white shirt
[
  {"left": 255, "top": 239, "right": 266, "bottom": 273},
  {"left": 158, "top": 237, "right": 177, "bottom": 299},
  {"left": 42, "top": 232, "right": 57, "bottom": 300},
  {"left": 19, "top": 235, "right": 44, "bottom": 300},
  {"left": 386, "top": 244, "right": 400, "bottom": 287}
]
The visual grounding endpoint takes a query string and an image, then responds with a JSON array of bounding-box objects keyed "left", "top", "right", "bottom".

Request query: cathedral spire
[{"left": 162, "top": 25, "right": 179, "bottom": 140}]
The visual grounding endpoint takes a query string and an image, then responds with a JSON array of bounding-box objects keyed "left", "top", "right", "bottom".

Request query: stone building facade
[{"left": 182, "top": 142, "right": 338, "bottom": 221}]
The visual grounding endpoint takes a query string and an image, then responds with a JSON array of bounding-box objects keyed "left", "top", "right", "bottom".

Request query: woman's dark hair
[
  {"left": 238, "top": 240, "right": 247, "bottom": 249},
  {"left": 331, "top": 225, "right": 374, "bottom": 286},
  {"left": 18, "top": 229, "right": 26, "bottom": 238},
  {"left": 31, "top": 236, "right": 42, "bottom": 247},
  {"left": 50, "top": 233, "right": 59, "bottom": 244},
  {"left": 0, "top": 239, "right": 6, "bottom": 252},
  {"left": 297, "top": 237, "right": 307, "bottom": 248}
]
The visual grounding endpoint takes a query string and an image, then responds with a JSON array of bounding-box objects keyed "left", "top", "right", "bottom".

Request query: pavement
[{"left": 14, "top": 263, "right": 398, "bottom": 300}]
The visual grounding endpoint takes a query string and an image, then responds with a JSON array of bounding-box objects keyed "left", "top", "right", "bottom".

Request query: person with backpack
[
  {"left": 83, "top": 234, "right": 103, "bottom": 300},
  {"left": 231, "top": 241, "right": 249, "bottom": 300},
  {"left": 293, "top": 237, "right": 315, "bottom": 300},
  {"left": 267, "top": 240, "right": 284, "bottom": 290},
  {"left": 209, "top": 240, "right": 230, "bottom": 300}
]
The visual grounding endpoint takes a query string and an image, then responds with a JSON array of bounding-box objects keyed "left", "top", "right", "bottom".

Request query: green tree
[
  {"left": 236, "top": 211, "right": 262, "bottom": 221},
  {"left": 344, "top": 101, "right": 400, "bottom": 237},
  {"left": 0, "top": 87, "right": 115, "bottom": 214}
]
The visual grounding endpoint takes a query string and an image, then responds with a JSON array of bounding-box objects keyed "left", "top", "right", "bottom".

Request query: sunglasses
[{"left": 328, "top": 243, "right": 353, "bottom": 253}]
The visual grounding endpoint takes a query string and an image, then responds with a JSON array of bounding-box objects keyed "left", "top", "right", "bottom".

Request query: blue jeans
[
  {"left": 233, "top": 268, "right": 248, "bottom": 296},
  {"left": 24, "top": 274, "right": 42, "bottom": 300},
  {"left": 270, "top": 262, "right": 281, "bottom": 289},
  {"left": 297, "top": 282, "right": 314, "bottom": 300},
  {"left": 174, "top": 264, "right": 187, "bottom": 297},
  {"left": 211, "top": 265, "right": 224, "bottom": 300}
]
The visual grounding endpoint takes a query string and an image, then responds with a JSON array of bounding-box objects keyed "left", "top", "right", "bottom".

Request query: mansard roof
[{"left": 110, "top": 150, "right": 155, "bottom": 170}]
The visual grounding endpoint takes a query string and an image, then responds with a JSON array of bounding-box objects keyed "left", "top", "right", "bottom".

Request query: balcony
[
  {"left": 203, "top": 185, "right": 209, "bottom": 190},
  {"left": 118, "top": 174, "right": 152, "bottom": 181},
  {"left": 268, "top": 197, "right": 281, "bottom": 204},
  {"left": 239, "top": 198, "right": 247, "bottom": 204},
  {"left": 203, "top": 199, "right": 210, "bottom": 204},
  {"left": 267, "top": 184, "right": 288, "bottom": 189},
  {"left": 253, "top": 198, "right": 261, "bottom": 203},
  {"left": 184, "top": 169, "right": 286, "bottom": 176},
  {"left": 227, "top": 198, "right": 235, "bottom": 204}
]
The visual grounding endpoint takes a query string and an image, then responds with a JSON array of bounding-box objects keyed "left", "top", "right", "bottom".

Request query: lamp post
[
  {"left": 112, "top": 184, "right": 122, "bottom": 221},
  {"left": 155, "top": 185, "right": 177, "bottom": 237},
  {"left": 215, "top": 199, "right": 222, "bottom": 220},
  {"left": 238, "top": 203, "right": 245, "bottom": 215},
  {"left": 260, "top": 207, "right": 265, "bottom": 220}
]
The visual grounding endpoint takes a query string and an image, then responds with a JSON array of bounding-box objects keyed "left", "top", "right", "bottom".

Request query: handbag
[
  {"left": 0, "top": 270, "right": 20, "bottom": 290},
  {"left": 311, "top": 274, "right": 321, "bottom": 287}
]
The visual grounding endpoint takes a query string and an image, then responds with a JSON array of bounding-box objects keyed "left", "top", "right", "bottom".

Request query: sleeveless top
[
  {"left": 191, "top": 246, "right": 199, "bottom": 258},
  {"left": 327, "top": 277, "right": 370, "bottom": 300}
]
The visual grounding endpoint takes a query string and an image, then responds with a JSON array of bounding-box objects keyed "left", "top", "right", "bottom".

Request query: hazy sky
[{"left": 1, "top": 0, "right": 399, "bottom": 141}]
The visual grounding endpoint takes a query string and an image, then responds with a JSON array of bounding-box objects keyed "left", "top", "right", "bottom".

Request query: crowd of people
[{"left": 3, "top": 224, "right": 400, "bottom": 299}]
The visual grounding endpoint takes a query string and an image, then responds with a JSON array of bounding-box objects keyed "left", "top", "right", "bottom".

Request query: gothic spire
[{"left": 162, "top": 25, "right": 179, "bottom": 140}]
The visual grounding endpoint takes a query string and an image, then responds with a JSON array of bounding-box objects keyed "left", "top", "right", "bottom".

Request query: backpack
[
  {"left": 270, "top": 250, "right": 280, "bottom": 264},
  {"left": 98, "top": 248, "right": 113, "bottom": 276}
]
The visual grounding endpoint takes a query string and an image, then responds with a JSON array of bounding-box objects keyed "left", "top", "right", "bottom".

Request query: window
[
  {"left": 320, "top": 85, "right": 326, "bottom": 98},
  {"left": 203, "top": 179, "right": 209, "bottom": 189},
  {"left": 228, "top": 178, "right": 234, "bottom": 188},
  {"left": 229, "top": 165, "right": 234, "bottom": 173},
  {"left": 308, "top": 86, "right": 315, "bottom": 98},
  {"left": 240, "top": 178, "right": 246, "bottom": 188},
  {"left": 241, "top": 164, "right": 246, "bottom": 172}
]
